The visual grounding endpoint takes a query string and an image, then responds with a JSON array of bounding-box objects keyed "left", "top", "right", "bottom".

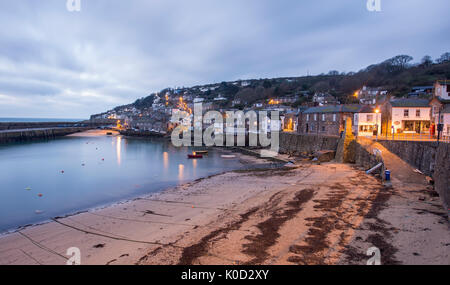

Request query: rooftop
[
  {"left": 437, "top": 80, "right": 450, "bottom": 86},
  {"left": 390, "top": 98, "right": 430, "bottom": 108},
  {"left": 303, "top": 105, "right": 375, "bottom": 114}
]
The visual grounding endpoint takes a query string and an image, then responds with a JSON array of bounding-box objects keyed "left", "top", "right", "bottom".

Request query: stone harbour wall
[
  {"left": 376, "top": 139, "right": 449, "bottom": 214},
  {"left": 279, "top": 132, "right": 340, "bottom": 155},
  {"left": 0, "top": 127, "right": 88, "bottom": 144},
  {"left": 378, "top": 140, "right": 438, "bottom": 176},
  {"left": 432, "top": 143, "right": 450, "bottom": 212}
]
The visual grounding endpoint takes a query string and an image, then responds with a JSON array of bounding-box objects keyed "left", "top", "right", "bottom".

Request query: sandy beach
[{"left": 0, "top": 131, "right": 448, "bottom": 265}]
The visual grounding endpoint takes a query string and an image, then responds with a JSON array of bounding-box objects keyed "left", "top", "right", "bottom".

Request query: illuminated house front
[
  {"left": 388, "top": 99, "right": 431, "bottom": 134},
  {"left": 353, "top": 106, "right": 382, "bottom": 137}
]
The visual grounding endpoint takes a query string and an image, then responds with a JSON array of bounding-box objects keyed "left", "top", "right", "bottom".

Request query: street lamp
[{"left": 375, "top": 109, "right": 380, "bottom": 141}]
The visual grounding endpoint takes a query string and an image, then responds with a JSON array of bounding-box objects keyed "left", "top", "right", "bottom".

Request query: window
[
  {"left": 333, "top": 114, "right": 336, "bottom": 122},
  {"left": 306, "top": 114, "right": 310, "bottom": 121},
  {"left": 416, "top": 109, "right": 420, "bottom": 117},
  {"left": 404, "top": 109, "right": 409, "bottom": 118},
  {"left": 321, "top": 126, "right": 326, "bottom": 132},
  {"left": 366, "top": 115, "right": 373, "bottom": 122},
  {"left": 314, "top": 114, "right": 317, "bottom": 121},
  {"left": 322, "top": 114, "right": 326, "bottom": 121}
]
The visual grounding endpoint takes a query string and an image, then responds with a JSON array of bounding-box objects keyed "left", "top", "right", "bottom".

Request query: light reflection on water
[{"left": 0, "top": 134, "right": 243, "bottom": 233}]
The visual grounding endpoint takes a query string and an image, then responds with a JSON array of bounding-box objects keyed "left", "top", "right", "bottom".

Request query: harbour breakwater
[
  {"left": 0, "top": 122, "right": 84, "bottom": 130},
  {"left": 0, "top": 127, "right": 89, "bottom": 144}
]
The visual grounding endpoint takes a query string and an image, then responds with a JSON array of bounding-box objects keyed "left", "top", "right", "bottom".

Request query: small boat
[
  {"left": 106, "top": 132, "right": 113, "bottom": 136},
  {"left": 188, "top": 154, "right": 203, "bottom": 159},
  {"left": 221, "top": 155, "right": 236, "bottom": 159},
  {"left": 195, "top": 150, "right": 209, "bottom": 155}
]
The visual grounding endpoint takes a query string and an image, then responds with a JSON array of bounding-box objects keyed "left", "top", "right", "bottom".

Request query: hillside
[{"left": 110, "top": 53, "right": 450, "bottom": 113}]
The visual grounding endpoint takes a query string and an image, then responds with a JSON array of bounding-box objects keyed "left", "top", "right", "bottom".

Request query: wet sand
[{"left": 0, "top": 133, "right": 448, "bottom": 265}]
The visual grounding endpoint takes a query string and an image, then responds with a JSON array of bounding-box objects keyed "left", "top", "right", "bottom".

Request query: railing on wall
[{"left": 357, "top": 133, "right": 450, "bottom": 143}]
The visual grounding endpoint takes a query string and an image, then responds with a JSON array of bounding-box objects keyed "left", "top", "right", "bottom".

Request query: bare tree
[
  {"left": 436, "top": 52, "right": 450, "bottom": 63},
  {"left": 383, "top": 55, "right": 413, "bottom": 72},
  {"left": 421, "top": 55, "right": 433, "bottom": 67}
]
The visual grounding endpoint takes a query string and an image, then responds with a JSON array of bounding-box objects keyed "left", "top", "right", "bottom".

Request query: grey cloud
[{"left": 0, "top": 0, "right": 449, "bottom": 118}]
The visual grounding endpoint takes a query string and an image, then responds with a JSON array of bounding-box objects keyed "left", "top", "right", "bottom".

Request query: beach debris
[
  {"left": 366, "top": 163, "right": 383, "bottom": 174},
  {"left": 414, "top": 169, "right": 424, "bottom": 175},
  {"left": 284, "top": 162, "right": 296, "bottom": 168},
  {"left": 38, "top": 194, "right": 43, "bottom": 197},
  {"left": 35, "top": 210, "right": 44, "bottom": 215},
  {"left": 25, "top": 187, "right": 32, "bottom": 191},
  {"left": 221, "top": 155, "right": 236, "bottom": 159},
  {"left": 425, "top": 176, "right": 434, "bottom": 185},
  {"left": 93, "top": 243, "right": 106, "bottom": 249}
]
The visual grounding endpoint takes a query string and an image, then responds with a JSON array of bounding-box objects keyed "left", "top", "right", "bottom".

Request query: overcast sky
[{"left": 0, "top": 0, "right": 449, "bottom": 118}]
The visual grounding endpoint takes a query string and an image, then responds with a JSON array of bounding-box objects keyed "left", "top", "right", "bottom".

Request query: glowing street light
[{"left": 375, "top": 109, "right": 380, "bottom": 141}]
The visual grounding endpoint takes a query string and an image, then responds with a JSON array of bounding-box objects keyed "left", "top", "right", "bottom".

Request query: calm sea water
[
  {"left": 0, "top": 134, "right": 244, "bottom": 233},
  {"left": 0, "top": 118, "right": 85, "bottom": 123}
]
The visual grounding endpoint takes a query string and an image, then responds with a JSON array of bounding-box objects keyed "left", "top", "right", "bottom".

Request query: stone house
[
  {"left": 298, "top": 105, "right": 367, "bottom": 136},
  {"left": 357, "top": 86, "right": 388, "bottom": 105},
  {"left": 434, "top": 80, "right": 450, "bottom": 100},
  {"left": 430, "top": 80, "right": 450, "bottom": 137}
]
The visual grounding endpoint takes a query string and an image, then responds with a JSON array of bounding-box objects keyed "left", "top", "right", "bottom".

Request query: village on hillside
[{"left": 90, "top": 79, "right": 450, "bottom": 143}]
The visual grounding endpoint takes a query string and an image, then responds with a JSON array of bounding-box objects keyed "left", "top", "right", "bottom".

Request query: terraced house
[
  {"left": 298, "top": 105, "right": 378, "bottom": 136},
  {"left": 382, "top": 98, "right": 431, "bottom": 135},
  {"left": 430, "top": 80, "right": 450, "bottom": 137}
]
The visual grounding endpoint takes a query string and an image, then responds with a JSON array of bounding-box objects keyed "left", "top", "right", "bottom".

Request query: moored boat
[{"left": 188, "top": 154, "right": 203, "bottom": 159}]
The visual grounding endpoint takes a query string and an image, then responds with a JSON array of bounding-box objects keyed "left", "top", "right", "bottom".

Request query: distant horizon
[{"left": 0, "top": 117, "right": 87, "bottom": 123}]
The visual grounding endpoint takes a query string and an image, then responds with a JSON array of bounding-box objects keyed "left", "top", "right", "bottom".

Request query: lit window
[
  {"left": 333, "top": 114, "right": 336, "bottom": 122},
  {"left": 314, "top": 114, "right": 317, "bottom": 121},
  {"left": 322, "top": 114, "right": 326, "bottom": 121},
  {"left": 367, "top": 115, "right": 373, "bottom": 122},
  {"left": 306, "top": 114, "right": 310, "bottom": 121}
]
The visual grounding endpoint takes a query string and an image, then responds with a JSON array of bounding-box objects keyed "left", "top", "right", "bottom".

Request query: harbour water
[{"left": 0, "top": 132, "right": 244, "bottom": 233}]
